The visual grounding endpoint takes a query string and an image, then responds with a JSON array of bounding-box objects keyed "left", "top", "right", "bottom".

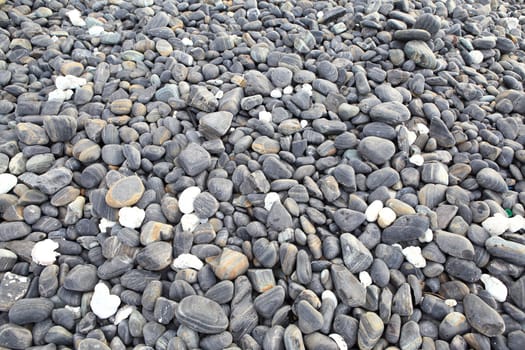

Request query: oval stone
[
  {"left": 175, "top": 295, "right": 228, "bottom": 334},
  {"left": 105, "top": 176, "right": 145, "bottom": 208}
]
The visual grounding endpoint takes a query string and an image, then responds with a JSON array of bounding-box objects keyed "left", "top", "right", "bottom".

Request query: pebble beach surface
[{"left": 0, "top": 0, "right": 525, "bottom": 349}]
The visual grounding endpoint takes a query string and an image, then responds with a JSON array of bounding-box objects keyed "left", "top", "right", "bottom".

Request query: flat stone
[
  {"left": 207, "top": 248, "right": 249, "bottom": 280},
  {"left": 178, "top": 143, "right": 211, "bottom": 176},
  {"left": 0, "top": 324, "right": 32, "bottom": 349},
  {"left": 485, "top": 236, "right": 525, "bottom": 266},
  {"left": 105, "top": 175, "right": 145, "bottom": 208},
  {"left": 176, "top": 295, "right": 228, "bottom": 334},
  {"left": 199, "top": 111, "right": 233, "bottom": 139},
  {"left": 358, "top": 136, "right": 396, "bottom": 165},
  {"left": 358, "top": 312, "right": 384, "bottom": 350},
  {"left": 0, "top": 273, "right": 30, "bottom": 311},
  {"left": 333, "top": 209, "right": 366, "bottom": 232},
  {"left": 382, "top": 215, "right": 429, "bottom": 244},
  {"left": 369, "top": 102, "right": 410, "bottom": 125},
  {"left": 463, "top": 293, "right": 505, "bottom": 336},
  {"left": 8, "top": 298, "right": 54, "bottom": 324},
  {"left": 404, "top": 40, "right": 437, "bottom": 69}
]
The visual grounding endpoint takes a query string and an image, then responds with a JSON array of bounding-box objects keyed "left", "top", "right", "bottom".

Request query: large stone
[{"left": 176, "top": 295, "right": 228, "bottom": 334}]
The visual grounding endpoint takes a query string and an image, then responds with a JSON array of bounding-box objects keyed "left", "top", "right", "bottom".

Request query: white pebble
[
  {"left": 270, "top": 89, "right": 282, "bottom": 98},
  {"left": 482, "top": 213, "right": 509, "bottom": 236},
  {"left": 409, "top": 154, "right": 424, "bottom": 166},
  {"left": 0, "top": 173, "right": 17, "bottom": 194},
  {"left": 113, "top": 305, "right": 135, "bottom": 325},
  {"left": 508, "top": 215, "right": 525, "bottom": 233},
  {"left": 300, "top": 120, "right": 308, "bottom": 128},
  {"left": 444, "top": 299, "right": 457, "bottom": 307},
  {"left": 88, "top": 25, "right": 104, "bottom": 37},
  {"left": 264, "top": 192, "right": 281, "bottom": 211},
  {"left": 481, "top": 274, "right": 508, "bottom": 302},
  {"left": 321, "top": 290, "right": 338, "bottom": 305},
  {"left": 365, "top": 200, "right": 383, "bottom": 222},
  {"left": 377, "top": 207, "right": 396, "bottom": 228},
  {"left": 181, "top": 213, "right": 200, "bottom": 232},
  {"left": 182, "top": 37, "right": 193, "bottom": 46},
  {"left": 329, "top": 334, "right": 348, "bottom": 350},
  {"left": 31, "top": 239, "right": 60, "bottom": 266},
  {"left": 215, "top": 90, "right": 223, "bottom": 99},
  {"left": 55, "top": 75, "right": 87, "bottom": 90},
  {"left": 99, "top": 218, "right": 116, "bottom": 233},
  {"left": 359, "top": 271, "right": 372, "bottom": 287},
  {"left": 48, "top": 89, "right": 73, "bottom": 102},
  {"left": 407, "top": 130, "right": 417, "bottom": 145},
  {"left": 283, "top": 86, "right": 294, "bottom": 94},
  {"left": 416, "top": 123, "right": 429, "bottom": 134},
  {"left": 66, "top": 9, "right": 86, "bottom": 26},
  {"left": 118, "top": 207, "right": 145, "bottom": 229},
  {"left": 179, "top": 186, "right": 201, "bottom": 214},
  {"left": 90, "top": 283, "right": 121, "bottom": 319},
  {"left": 418, "top": 228, "right": 434, "bottom": 243},
  {"left": 402, "top": 246, "right": 426, "bottom": 268},
  {"left": 172, "top": 253, "right": 204, "bottom": 270},
  {"left": 470, "top": 50, "right": 484, "bottom": 64},
  {"left": 258, "top": 111, "right": 272, "bottom": 123}
]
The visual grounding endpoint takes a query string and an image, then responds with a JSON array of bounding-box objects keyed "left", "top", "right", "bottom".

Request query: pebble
[
  {"left": 90, "top": 283, "right": 121, "bottom": 319},
  {"left": 178, "top": 143, "right": 211, "bottom": 176},
  {"left": 208, "top": 248, "right": 249, "bottom": 280},
  {"left": 463, "top": 293, "right": 505, "bottom": 336},
  {"left": 340, "top": 233, "right": 373, "bottom": 273},
  {"left": 31, "top": 239, "right": 60, "bottom": 266},
  {"left": 0, "top": 174, "right": 17, "bottom": 194},
  {"left": 175, "top": 295, "right": 228, "bottom": 334},
  {"left": 105, "top": 176, "right": 145, "bottom": 208},
  {"left": 358, "top": 312, "right": 384, "bottom": 350},
  {"left": 179, "top": 186, "right": 201, "bottom": 214},
  {"left": 118, "top": 206, "right": 145, "bottom": 229},
  {"left": 480, "top": 274, "right": 508, "bottom": 302}
]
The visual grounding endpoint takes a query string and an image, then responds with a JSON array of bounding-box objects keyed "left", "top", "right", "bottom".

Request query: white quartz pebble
[
  {"left": 264, "top": 192, "right": 281, "bottom": 211},
  {"left": 48, "top": 89, "right": 73, "bottom": 102},
  {"left": 88, "top": 25, "right": 104, "bottom": 36},
  {"left": 359, "top": 271, "right": 372, "bottom": 287},
  {"left": 258, "top": 111, "right": 272, "bottom": 123},
  {"left": 90, "top": 283, "right": 121, "bottom": 319},
  {"left": 270, "top": 89, "right": 282, "bottom": 98},
  {"left": 66, "top": 9, "right": 85, "bottom": 26},
  {"left": 402, "top": 246, "right": 426, "bottom": 268},
  {"left": 329, "top": 334, "right": 348, "bottom": 350},
  {"left": 118, "top": 207, "right": 145, "bottom": 229},
  {"left": 55, "top": 75, "right": 87, "bottom": 90},
  {"left": 181, "top": 213, "right": 200, "bottom": 232},
  {"left": 283, "top": 86, "right": 294, "bottom": 94},
  {"left": 113, "top": 305, "right": 135, "bottom": 325},
  {"left": 182, "top": 37, "right": 193, "bottom": 46},
  {"left": 470, "top": 50, "right": 484, "bottom": 64},
  {"left": 444, "top": 299, "right": 457, "bottom": 307},
  {"left": 409, "top": 154, "right": 424, "bottom": 166},
  {"left": 31, "top": 239, "right": 60, "bottom": 266},
  {"left": 0, "top": 173, "right": 17, "bottom": 194},
  {"left": 377, "top": 207, "right": 396, "bottom": 228},
  {"left": 179, "top": 186, "right": 201, "bottom": 214},
  {"left": 482, "top": 213, "right": 509, "bottom": 236},
  {"left": 481, "top": 274, "right": 508, "bottom": 302},
  {"left": 508, "top": 215, "right": 525, "bottom": 233},
  {"left": 99, "top": 218, "right": 116, "bottom": 233},
  {"left": 418, "top": 228, "right": 434, "bottom": 243},
  {"left": 365, "top": 200, "right": 383, "bottom": 222},
  {"left": 300, "top": 120, "right": 308, "bottom": 128},
  {"left": 172, "top": 253, "right": 204, "bottom": 270}
]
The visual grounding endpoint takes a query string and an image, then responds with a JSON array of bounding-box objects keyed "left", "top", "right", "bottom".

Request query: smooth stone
[
  {"left": 476, "top": 168, "right": 508, "bottom": 193},
  {"left": 369, "top": 102, "right": 410, "bottom": 125},
  {"left": 199, "top": 111, "right": 233, "bottom": 139},
  {"left": 105, "top": 176, "right": 145, "bottom": 208},
  {"left": 331, "top": 264, "right": 366, "bottom": 307},
  {"left": 63, "top": 264, "right": 98, "bottom": 292},
  {"left": 358, "top": 136, "right": 396, "bottom": 165},
  {"left": 176, "top": 295, "right": 228, "bottom": 334},
  {"left": 340, "top": 233, "right": 373, "bottom": 273},
  {"left": 358, "top": 312, "right": 384, "bottom": 350},
  {"left": 485, "top": 236, "right": 525, "bottom": 266},
  {"left": 382, "top": 215, "right": 429, "bottom": 244},
  {"left": 136, "top": 241, "right": 173, "bottom": 271},
  {"left": 284, "top": 324, "right": 305, "bottom": 350},
  {"left": 333, "top": 209, "right": 366, "bottom": 232},
  {"left": 16, "top": 123, "right": 49, "bottom": 145},
  {"left": 463, "top": 293, "right": 505, "bottom": 337},
  {"left": 404, "top": 40, "right": 437, "bottom": 69},
  {"left": 267, "top": 201, "right": 293, "bottom": 231},
  {"left": 43, "top": 115, "right": 77, "bottom": 142},
  {"left": 445, "top": 257, "right": 482, "bottom": 282},
  {"left": 439, "top": 312, "right": 470, "bottom": 340},
  {"left": 304, "top": 332, "right": 338, "bottom": 350},
  {"left": 252, "top": 136, "right": 280, "bottom": 154},
  {"left": 296, "top": 300, "right": 324, "bottom": 334},
  {"left": 0, "top": 324, "right": 32, "bottom": 349},
  {"left": 434, "top": 230, "right": 475, "bottom": 260},
  {"left": 90, "top": 282, "right": 121, "bottom": 319},
  {"left": 399, "top": 321, "right": 422, "bottom": 350},
  {"left": 110, "top": 99, "right": 132, "bottom": 115},
  {"left": 35, "top": 167, "right": 73, "bottom": 195},
  {"left": 0, "top": 222, "right": 32, "bottom": 241},
  {"left": 207, "top": 248, "right": 249, "bottom": 280},
  {"left": 178, "top": 143, "right": 211, "bottom": 176},
  {"left": 8, "top": 298, "right": 54, "bottom": 324},
  {"left": 193, "top": 192, "right": 219, "bottom": 219}
]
